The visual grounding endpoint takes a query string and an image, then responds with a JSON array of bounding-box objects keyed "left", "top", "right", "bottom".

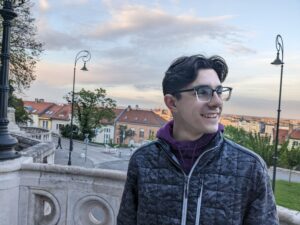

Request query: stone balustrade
[
  {"left": 18, "top": 163, "right": 126, "bottom": 225},
  {"left": 20, "top": 126, "right": 52, "bottom": 142}
]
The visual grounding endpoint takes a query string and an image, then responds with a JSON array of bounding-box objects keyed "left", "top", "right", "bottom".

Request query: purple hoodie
[{"left": 156, "top": 120, "right": 224, "bottom": 174}]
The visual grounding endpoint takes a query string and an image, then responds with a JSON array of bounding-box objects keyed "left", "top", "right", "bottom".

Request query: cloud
[
  {"left": 226, "top": 43, "right": 257, "bottom": 55},
  {"left": 36, "top": 19, "right": 84, "bottom": 50},
  {"left": 89, "top": 5, "right": 242, "bottom": 46}
]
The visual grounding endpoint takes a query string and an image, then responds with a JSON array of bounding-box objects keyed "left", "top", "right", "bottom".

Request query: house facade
[
  {"left": 23, "top": 99, "right": 71, "bottom": 134},
  {"left": 114, "top": 106, "right": 167, "bottom": 146}
]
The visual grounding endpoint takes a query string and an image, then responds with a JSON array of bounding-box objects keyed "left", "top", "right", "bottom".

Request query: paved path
[{"left": 53, "top": 136, "right": 130, "bottom": 170}]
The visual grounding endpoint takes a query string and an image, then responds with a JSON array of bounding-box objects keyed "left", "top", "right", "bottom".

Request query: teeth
[{"left": 202, "top": 113, "right": 218, "bottom": 118}]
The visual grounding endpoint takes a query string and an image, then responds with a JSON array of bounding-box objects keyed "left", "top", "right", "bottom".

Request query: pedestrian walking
[{"left": 56, "top": 135, "right": 62, "bottom": 149}]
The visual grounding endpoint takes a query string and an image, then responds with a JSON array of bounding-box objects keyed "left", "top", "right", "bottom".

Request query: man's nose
[{"left": 208, "top": 92, "right": 222, "bottom": 106}]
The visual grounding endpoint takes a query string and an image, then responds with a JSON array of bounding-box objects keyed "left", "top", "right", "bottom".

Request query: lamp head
[
  {"left": 81, "top": 62, "right": 88, "bottom": 71},
  {"left": 271, "top": 51, "right": 284, "bottom": 65}
]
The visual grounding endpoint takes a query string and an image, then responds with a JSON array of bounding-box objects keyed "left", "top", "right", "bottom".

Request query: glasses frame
[{"left": 172, "top": 85, "right": 233, "bottom": 102}]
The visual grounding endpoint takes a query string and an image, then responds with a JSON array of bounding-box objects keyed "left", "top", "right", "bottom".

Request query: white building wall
[
  {"left": 93, "top": 125, "right": 114, "bottom": 144},
  {"left": 51, "top": 120, "right": 70, "bottom": 134}
]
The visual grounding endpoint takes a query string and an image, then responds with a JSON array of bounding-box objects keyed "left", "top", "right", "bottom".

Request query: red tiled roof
[
  {"left": 50, "top": 104, "right": 71, "bottom": 120},
  {"left": 24, "top": 101, "right": 71, "bottom": 121},
  {"left": 117, "top": 108, "right": 168, "bottom": 127},
  {"left": 23, "top": 101, "right": 55, "bottom": 115},
  {"left": 290, "top": 129, "right": 300, "bottom": 140},
  {"left": 273, "top": 128, "right": 289, "bottom": 144},
  {"left": 100, "top": 108, "right": 125, "bottom": 125}
]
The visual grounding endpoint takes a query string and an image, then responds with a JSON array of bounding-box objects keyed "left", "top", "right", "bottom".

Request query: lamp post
[
  {"left": 270, "top": 34, "right": 284, "bottom": 191},
  {"left": 67, "top": 50, "right": 91, "bottom": 166},
  {"left": 0, "top": 0, "right": 25, "bottom": 160}
]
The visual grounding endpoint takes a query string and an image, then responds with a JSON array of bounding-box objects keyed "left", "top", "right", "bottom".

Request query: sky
[{"left": 21, "top": 0, "right": 300, "bottom": 119}]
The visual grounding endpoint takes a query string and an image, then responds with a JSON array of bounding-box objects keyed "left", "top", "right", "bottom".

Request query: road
[{"left": 53, "top": 136, "right": 131, "bottom": 170}]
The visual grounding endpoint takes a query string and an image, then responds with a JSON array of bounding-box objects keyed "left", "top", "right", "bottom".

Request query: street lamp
[
  {"left": 0, "top": 0, "right": 25, "bottom": 160},
  {"left": 271, "top": 34, "right": 284, "bottom": 191},
  {"left": 68, "top": 50, "right": 91, "bottom": 166}
]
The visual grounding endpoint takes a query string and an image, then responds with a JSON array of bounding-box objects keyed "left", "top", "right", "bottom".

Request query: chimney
[
  {"left": 135, "top": 105, "right": 139, "bottom": 110},
  {"left": 35, "top": 98, "right": 38, "bottom": 103},
  {"left": 127, "top": 105, "right": 131, "bottom": 111},
  {"left": 39, "top": 99, "right": 44, "bottom": 103}
]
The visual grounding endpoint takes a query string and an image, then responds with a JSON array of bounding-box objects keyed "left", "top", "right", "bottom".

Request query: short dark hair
[{"left": 162, "top": 54, "right": 228, "bottom": 98}]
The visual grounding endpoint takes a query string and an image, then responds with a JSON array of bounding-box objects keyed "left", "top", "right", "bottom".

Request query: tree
[
  {"left": 118, "top": 125, "right": 136, "bottom": 144},
  {"left": 224, "top": 125, "right": 274, "bottom": 167},
  {"left": 8, "top": 82, "right": 31, "bottom": 124},
  {"left": 65, "top": 88, "right": 116, "bottom": 140},
  {"left": 0, "top": 0, "right": 43, "bottom": 92},
  {"left": 284, "top": 146, "right": 300, "bottom": 182}
]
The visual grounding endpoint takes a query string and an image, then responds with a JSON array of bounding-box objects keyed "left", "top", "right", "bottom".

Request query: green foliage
[
  {"left": 224, "top": 125, "right": 300, "bottom": 171},
  {"left": 60, "top": 124, "right": 80, "bottom": 139},
  {"left": 118, "top": 125, "right": 136, "bottom": 144},
  {"left": 65, "top": 88, "right": 116, "bottom": 140},
  {"left": 8, "top": 83, "right": 31, "bottom": 124},
  {"left": 0, "top": 0, "right": 44, "bottom": 92},
  {"left": 224, "top": 125, "right": 274, "bottom": 167},
  {"left": 275, "top": 180, "right": 300, "bottom": 211}
]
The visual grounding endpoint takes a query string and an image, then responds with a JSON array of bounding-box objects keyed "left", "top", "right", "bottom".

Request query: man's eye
[{"left": 197, "top": 88, "right": 210, "bottom": 95}]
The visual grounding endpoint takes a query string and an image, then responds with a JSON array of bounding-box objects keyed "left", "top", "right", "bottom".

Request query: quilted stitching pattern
[{"left": 117, "top": 134, "right": 279, "bottom": 225}]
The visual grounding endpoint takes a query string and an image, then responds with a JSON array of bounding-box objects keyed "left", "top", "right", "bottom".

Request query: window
[
  {"left": 42, "top": 121, "right": 48, "bottom": 129},
  {"left": 139, "top": 129, "right": 144, "bottom": 138}
]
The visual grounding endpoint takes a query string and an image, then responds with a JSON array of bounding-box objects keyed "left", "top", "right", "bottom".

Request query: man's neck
[{"left": 173, "top": 122, "right": 204, "bottom": 142}]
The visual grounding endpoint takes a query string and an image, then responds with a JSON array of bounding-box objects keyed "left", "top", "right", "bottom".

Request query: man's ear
[{"left": 164, "top": 94, "right": 177, "bottom": 112}]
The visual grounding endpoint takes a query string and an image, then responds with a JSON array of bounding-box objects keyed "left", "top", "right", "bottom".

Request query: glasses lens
[
  {"left": 196, "top": 86, "right": 232, "bottom": 102},
  {"left": 196, "top": 87, "right": 212, "bottom": 101},
  {"left": 220, "top": 87, "right": 231, "bottom": 101}
]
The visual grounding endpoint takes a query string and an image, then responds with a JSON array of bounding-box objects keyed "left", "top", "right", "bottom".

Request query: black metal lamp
[
  {"left": 0, "top": 0, "right": 26, "bottom": 160},
  {"left": 270, "top": 34, "right": 284, "bottom": 192},
  {"left": 67, "top": 50, "right": 91, "bottom": 166}
]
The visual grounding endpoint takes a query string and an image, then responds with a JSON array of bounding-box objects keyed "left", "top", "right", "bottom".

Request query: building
[
  {"left": 153, "top": 108, "right": 173, "bottom": 121},
  {"left": 114, "top": 106, "right": 168, "bottom": 146},
  {"left": 288, "top": 129, "right": 300, "bottom": 149},
  {"left": 23, "top": 99, "right": 71, "bottom": 134},
  {"left": 93, "top": 108, "right": 126, "bottom": 144}
]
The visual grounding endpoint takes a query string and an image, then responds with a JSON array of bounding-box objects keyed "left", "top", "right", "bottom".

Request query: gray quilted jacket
[{"left": 117, "top": 132, "right": 279, "bottom": 225}]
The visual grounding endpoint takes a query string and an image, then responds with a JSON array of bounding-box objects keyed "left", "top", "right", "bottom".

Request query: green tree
[
  {"left": 118, "top": 125, "right": 136, "bottom": 145},
  {"left": 0, "top": 0, "right": 43, "bottom": 92},
  {"left": 224, "top": 125, "right": 274, "bottom": 167},
  {"left": 8, "top": 83, "right": 31, "bottom": 124},
  {"left": 65, "top": 88, "right": 116, "bottom": 140},
  {"left": 284, "top": 146, "right": 300, "bottom": 182},
  {"left": 246, "top": 132, "right": 274, "bottom": 167}
]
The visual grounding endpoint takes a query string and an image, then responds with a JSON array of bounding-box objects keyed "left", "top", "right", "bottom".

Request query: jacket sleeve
[
  {"left": 243, "top": 162, "right": 279, "bottom": 225},
  {"left": 117, "top": 156, "right": 138, "bottom": 225}
]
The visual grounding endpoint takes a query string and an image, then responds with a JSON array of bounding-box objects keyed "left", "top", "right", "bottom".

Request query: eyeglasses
[{"left": 172, "top": 85, "right": 233, "bottom": 102}]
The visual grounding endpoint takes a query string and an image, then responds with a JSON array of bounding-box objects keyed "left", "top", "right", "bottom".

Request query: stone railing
[
  {"left": 12, "top": 133, "right": 55, "bottom": 164},
  {"left": 20, "top": 126, "right": 52, "bottom": 142},
  {"left": 19, "top": 163, "right": 126, "bottom": 225}
]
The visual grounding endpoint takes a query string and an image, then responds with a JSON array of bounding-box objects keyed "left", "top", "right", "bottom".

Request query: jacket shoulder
[
  {"left": 129, "top": 140, "right": 160, "bottom": 162},
  {"left": 223, "top": 138, "right": 267, "bottom": 171}
]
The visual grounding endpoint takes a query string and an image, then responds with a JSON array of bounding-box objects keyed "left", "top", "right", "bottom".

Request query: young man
[{"left": 117, "top": 55, "right": 279, "bottom": 225}]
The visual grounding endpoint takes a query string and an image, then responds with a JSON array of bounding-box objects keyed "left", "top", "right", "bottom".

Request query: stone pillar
[
  {"left": 0, "top": 157, "right": 32, "bottom": 225},
  {"left": 7, "top": 107, "right": 20, "bottom": 132}
]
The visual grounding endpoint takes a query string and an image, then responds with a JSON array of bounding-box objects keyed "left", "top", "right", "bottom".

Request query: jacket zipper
[
  {"left": 195, "top": 179, "right": 204, "bottom": 225},
  {"left": 180, "top": 147, "right": 217, "bottom": 225},
  {"left": 158, "top": 139, "right": 221, "bottom": 225}
]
